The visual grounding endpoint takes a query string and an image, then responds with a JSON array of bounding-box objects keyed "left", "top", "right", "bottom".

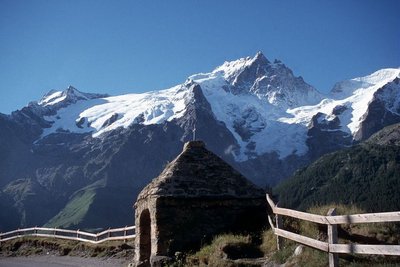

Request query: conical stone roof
[{"left": 137, "top": 141, "right": 264, "bottom": 200}]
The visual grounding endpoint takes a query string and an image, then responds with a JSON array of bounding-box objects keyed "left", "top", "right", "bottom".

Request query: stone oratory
[{"left": 133, "top": 141, "right": 266, "bottom": 266}]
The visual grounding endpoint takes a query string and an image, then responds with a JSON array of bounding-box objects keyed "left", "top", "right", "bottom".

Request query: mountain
[
  {"left": 274, "top": 123, "right": 400, "bottom": 212},
  {"left": 0, "top": 52, "right": 399, "bottom": 231}
]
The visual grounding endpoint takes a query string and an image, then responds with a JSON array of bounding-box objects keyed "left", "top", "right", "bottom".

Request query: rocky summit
[{"left": 0, "top": 52, "right": 399, "bottom": 231}]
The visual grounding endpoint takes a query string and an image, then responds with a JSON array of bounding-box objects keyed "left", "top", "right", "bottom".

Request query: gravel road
[{"left": 0, "top": 255, "right": 130, "bottom": 267}]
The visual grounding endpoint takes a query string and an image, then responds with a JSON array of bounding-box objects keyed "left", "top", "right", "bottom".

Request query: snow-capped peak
[
  {"left": 211, "top": 51, "right": 269, "bottom": 82},
  {"left": 355, "top": 68, "right": 400, "bottom": 85},
  {"left": 191, "top": 52, "right": 323, "bottom": 109},
  {"left": 331, "top": 68, "right": 400, "bottom": 99},
  {"left": 38, "top": 86, "right": 108, "bottom": 109},
  {"left": 39, "top": 90, "right": 66, "bottom": 106},
  {"left": 39, "top": 83, "right": 194, "bottom": 139}
]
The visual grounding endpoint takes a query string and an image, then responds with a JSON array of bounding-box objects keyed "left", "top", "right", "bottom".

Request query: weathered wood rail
[
  {"left": 0, "top": 225, "right": 135, "bottom": 244},
  {"left": 266, "top": 194, "right": 400, "bottom": 267}
]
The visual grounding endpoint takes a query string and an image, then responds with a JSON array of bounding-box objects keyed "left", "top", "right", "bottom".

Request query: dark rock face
[
  {"left": 102, "top": 113, "right": 120, "bottom": 128},
  {"left": 366, "top": 122, "right": 400, "bottom": 146},
  {"left": 176, "top": 83, "right": 239, "bottom": 159},
  {"left": 236, "top": 151, "right": 308, "bottom": 186},
  {"left": 229, "top": 53, "right": 270, "bottom": 94},
  {"left": 0, "top": 191, "right": 20, "bottom": 230},
  {"left": 232, "top": 107, "right": 266, "bottom": 142},
  {"left": 226, "top": 52, "right": 321, "bottom": 108},
  {"left": 307, "top": 112, "right": 353, "bottom": 160},
  {"left": 355, "top": 78, "right": 400, "bottom": 141}
]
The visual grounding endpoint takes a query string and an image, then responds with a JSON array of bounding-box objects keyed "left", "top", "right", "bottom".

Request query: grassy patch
[
  {"left": 174, "top": 204, "right": 399, "bottom": 266},
  {"left": 259, "top": 229, "right": 276, "bottom": 255},
  {"left": 286, "top": 246, "right": 327, "bottom": 267},
  {"left": 258, "top": 203, "right": 400, "bottom": 266},
  {"left": 186, "top": 234, "right": 263, "bottom": 267},
  {"left": 297, "top": 204, "right": 400, "bottom": 246},
  {"left": 45, "top": 180, "right": 105, "bottom": 228},
  {"left": 271, "top": 244, "right": 296, "bottom": 264}
]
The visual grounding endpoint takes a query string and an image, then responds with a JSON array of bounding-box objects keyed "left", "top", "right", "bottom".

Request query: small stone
[
  {"left": 150, "top": 255, "right": 172, "bottom": 267},
  {"left": 294, "top": 245, "right": 303, "bottom": 256}
]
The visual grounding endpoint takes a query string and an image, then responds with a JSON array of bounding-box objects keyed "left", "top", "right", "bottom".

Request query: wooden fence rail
[
  {"left": 266, "top": 194, "right": 400, "bottom": 267},
  {"left": 0, "top": 226, "right": 135, "bottom": 244}
]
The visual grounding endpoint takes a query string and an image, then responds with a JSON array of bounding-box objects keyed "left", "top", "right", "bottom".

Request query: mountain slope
[
  {"left": 1, "top": 52, "right": 399, "bottom": 231},
  {"left": 274, "top": 123, "right": 400, "bottom": 212}
]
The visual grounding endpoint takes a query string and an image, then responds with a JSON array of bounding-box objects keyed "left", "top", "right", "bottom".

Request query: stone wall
[
  {"left": 134, "top": 197, "right": 158, "bottom": 266},
  {"left": 154, "top": 197, "right": 267, "bottom": 255}
]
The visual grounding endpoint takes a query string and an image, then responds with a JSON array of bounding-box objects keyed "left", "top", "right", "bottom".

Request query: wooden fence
[
  {"left": 266, "top": 194, "right": 400, "bottom": 267},
  {"left": 0, "top": 225, "right": 135, "bottom": 244}
]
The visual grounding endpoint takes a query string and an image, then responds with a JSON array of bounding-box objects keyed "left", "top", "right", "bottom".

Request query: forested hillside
[{"left": 275, "top": 123, "right": 400, "bottom": 212}]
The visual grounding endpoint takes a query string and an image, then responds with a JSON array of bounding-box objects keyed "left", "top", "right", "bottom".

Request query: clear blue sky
[{"left": 1, "top": 0, "right": 399, "bottom": 114}]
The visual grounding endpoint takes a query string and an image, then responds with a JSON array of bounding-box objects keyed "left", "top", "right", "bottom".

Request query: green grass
[
  {"left": 44, "top": 179, "right": 105, "bottom": 229},
  {"left": 284, "top": 246, "right": 328, "bottom": 267},
  {"left": 270, "top": 244, "right": 296, "bottom": 264},
  {"left": 186, "top": 234, "right": 263, "bottom": 267},
  {"left": 183, "top": 204, "right": 400, "bottom": 266},
  {"left": 259, "top": 204, "right": 400, "bottom": 266},
  {"left": 259, "top": 229, "right": 276, "bottom": 255}
]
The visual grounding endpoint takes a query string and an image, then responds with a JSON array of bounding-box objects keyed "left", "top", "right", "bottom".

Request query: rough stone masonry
[{"left": 133, "top": 141, "right": 266, "bottom": 267}]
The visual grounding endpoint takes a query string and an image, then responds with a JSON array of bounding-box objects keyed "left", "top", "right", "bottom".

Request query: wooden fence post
[
  {"left": 327, "top": 208, "right": 339, "bottom": 267},
  {"left": 276, "top": 202, "right": 284, "bottom": 250}
]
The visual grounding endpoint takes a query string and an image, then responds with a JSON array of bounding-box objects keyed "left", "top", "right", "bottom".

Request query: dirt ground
[{"left": 0, "top": 255, "right": 131, "bottom": 267}]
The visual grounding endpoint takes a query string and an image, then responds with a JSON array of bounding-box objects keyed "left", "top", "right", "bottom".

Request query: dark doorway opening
[{"left": 139, "top": 209, "right": 151, "bottom": 264}]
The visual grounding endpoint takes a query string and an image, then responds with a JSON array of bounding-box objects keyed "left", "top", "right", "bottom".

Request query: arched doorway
[{"left": 139, "top": 209, "right": 151, "bottom": 264}]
